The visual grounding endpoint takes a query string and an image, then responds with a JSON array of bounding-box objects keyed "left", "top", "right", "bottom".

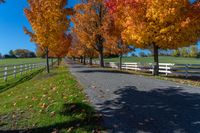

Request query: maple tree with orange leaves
[
  {"left": 68, "top": 32, "right": 98, "bottom": 65},
  {"left": 72, "top": 0, "right": 108, "bottom": 67},
  {"left": 105, "top": 0, "right": 200, "bottom": 75},
  {"left": 24, "top": 0, "right": 72, "bottom": 73},
  {"left": 103, "top": 13, "right": 134, "bottom": 69},
  {"left": 72, "top": 0, "right": 133, "bottom": 67}
]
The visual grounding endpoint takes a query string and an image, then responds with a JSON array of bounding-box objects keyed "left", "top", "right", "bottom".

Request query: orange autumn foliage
[
  {"left": 106, "top": 0, "right": 200, "bottom": 49},
  {"left": 24, "top": 0, "right": 72, "bottom": 57}
]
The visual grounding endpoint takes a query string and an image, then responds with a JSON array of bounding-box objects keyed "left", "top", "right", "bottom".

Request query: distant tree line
[
  {"left": 172, "top": 45, "right": 200, "bottom": 58},
  {"left": 130, "top": 45, "right": 200, "bottom": 58},
  {"left": 0, "top": 49, "right": 36, "bottom": 59}
]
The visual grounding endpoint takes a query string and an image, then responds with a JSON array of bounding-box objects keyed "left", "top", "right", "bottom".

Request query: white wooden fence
[
  {"left": 0, "top": 62, "right": 46, "bottom": 81},
  {"left": 90, "top": 61, "right": 200, "bottom": 78}
]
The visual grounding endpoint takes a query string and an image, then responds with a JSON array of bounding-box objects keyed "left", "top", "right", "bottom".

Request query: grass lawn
[
  {"left": 102, "top": 56, "right": 200, "bottom": 64},
  {"left": 0, "top": 68, "right": 44, "bottom": 93},
  {"left": 0, "top": 58, "right": 46, "bottom": 66},
  {"left": 0, "top": 66, "right": 102, "bottom": 133}
]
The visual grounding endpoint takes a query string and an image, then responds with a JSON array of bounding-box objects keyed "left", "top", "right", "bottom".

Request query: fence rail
[
  {"left": 90, "top": 60, "right": 200, "bottom": 78},
  {"left": 0, "top": 62, "right": 46, "bottom": 81}
]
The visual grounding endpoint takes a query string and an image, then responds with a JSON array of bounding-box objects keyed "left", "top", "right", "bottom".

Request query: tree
[
  {"left": 0, "top": 53, "right": 2, "bottom": 59},
  {"left": 72, "top": 0, "right": 107, "bottom": 67},
  {"left": 36, "top": 45, "right": 46, "bottom": 58},
  {"left": 106, "top": 0, "right": 200, "bottom": 75},
  {"left": 159, "top": 49, "right": 172, "bottom": 56},
  {"left": 50, "top": 33, "right": 72, "bottom": 65},
  {"left": 189, "top": 45, "right": 199, "bottom": 58},
  {"left": 68, "top": 32, "right": 98, "bottom": 65},
  {"left": 103, "top": 13, "right": 134, "bottom": 69},
  {"left": 131, "top": 52, "right": 137, "bottom": 57},
  {"left": 180, "top": 47, "right": 189, "bottom": 57},
  {"left": 139, "top": 52, "right": 148, "bottom": 57},
  {"left": 24, "top": 0, "right": 72, "bottom": 73},
  {"left": 8, "top": 50, "right": 16, "bottom": 58},
  {"left": 172, "top": 49, "right": 181, "bottom": 57},
  {"left": 13, "top": 49, "right": 36, "bottom": 58}
]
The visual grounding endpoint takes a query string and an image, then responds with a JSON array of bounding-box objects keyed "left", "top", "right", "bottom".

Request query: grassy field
[
  {"left": 0, "top": 58, "right": 46, "bottom": 66},
  {"left": 0, "top": 68, "right": 44, "bottom": 93},
  {"left": 0, "top": 66, "right": 102, "bottom": 133},
  {"left": 103, "top": 56, "right": 200, "bottom": 64}
]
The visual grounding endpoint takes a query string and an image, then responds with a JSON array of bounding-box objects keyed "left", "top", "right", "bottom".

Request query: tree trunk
[
  {"left": 89, "top": 57, "right": 93, "bottom": 65},
  {"left": 153, "top": 44, "right": 159, "bottom": 76},
  {"left": 99, "top": 49, "right": 104, "bottom": 67},
  {"left": 45, "top": 47, "right": 50, "bottom": 73},
  {"left": 119, "top": 53, "right": 122, "bottom": 70},
  {"left": 83, "top": 56, "right": 86, "bottom": 65}
]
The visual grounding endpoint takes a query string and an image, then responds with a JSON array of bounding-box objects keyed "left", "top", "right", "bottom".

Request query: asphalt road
[{"left": 67, "top": 61, "right": 200, "bottom": 133}]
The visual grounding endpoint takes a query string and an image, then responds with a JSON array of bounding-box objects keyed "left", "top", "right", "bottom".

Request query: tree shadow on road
[
  {"left": 78, "top": 69, "right": 130, "bottom": 75},
  {"left": 97, "top": 86, "right": 200, "bottom": 133}
]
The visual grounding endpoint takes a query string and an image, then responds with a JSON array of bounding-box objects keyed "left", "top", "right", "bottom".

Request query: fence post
[
  {"left": 136, "top": 63, "right": 138, "bottom": 71},
  {"left": 4, "top": 67, "right": 8, "bottom": 82},
  {"left": 14, "top": 66, "right": 16, "bottom": 78},
  {"left": 166, "top": 64, "right": 168, "bottom": 76}
]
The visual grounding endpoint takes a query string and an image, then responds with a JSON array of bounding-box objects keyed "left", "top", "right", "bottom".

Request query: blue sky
[
  {"left": 0, "top": 0, "right": 80, "bottom": 55},
  {"left": 0, "top": 0, "right": 199, "bottom": 55}
]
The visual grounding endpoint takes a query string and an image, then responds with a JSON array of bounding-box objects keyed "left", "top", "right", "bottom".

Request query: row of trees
[
  {"left": 0, "top": 49, "right": 36, "bottom": 59},
  {"left": 134, "top": 45, "right": 200, "bottom": 58},
  {"left": 24, "top": 0, "right": 200, "bottom": 75},
  {"left": 24, "top": 0, "right": 73, "bottom": 73},
  {"left": 68, "top": 0, "right": 133, "bottom": 70},
  {"left": 172, "top": 45, "right": 200, "bottom": 58},
  {"left": 67, "top": 0, "right": 200, "bottom": 75}
]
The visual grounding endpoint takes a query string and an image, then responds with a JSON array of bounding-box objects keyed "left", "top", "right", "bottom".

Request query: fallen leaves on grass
[
  {"left": 50, "top": 111, "right": 56, "bottom": 117},
  {"left": 13, "top": 103, "right": 17, "bottom": 107},
  {"left": 39, "top": 103, "right": 48, "bottom": 109},
  {"left": 67, "top": 127, "right": 73, "bottom": 132},
  {"left": 32, "top": 96, "right": 37, "bottom": 101}
]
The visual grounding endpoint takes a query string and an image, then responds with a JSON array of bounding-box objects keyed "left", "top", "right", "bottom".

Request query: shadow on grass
[
  {"left": 0, "top": 68, "right": 45, "bottom": 93},
  {"left": 165, "top": 75, "right": 200, "bottom": 81},
  {"left": 0, "top": 103, "right": 102, "bottom": 133}
]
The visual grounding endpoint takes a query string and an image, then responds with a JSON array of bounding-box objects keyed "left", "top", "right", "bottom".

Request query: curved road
[{"left": 67, "top": 61, "right": 200, "bottom": 133}]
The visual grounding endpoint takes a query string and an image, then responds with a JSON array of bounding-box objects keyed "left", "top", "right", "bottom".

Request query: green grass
[
  {"left": 0, "top": 68, "right": 44, "bottom": 93},
  {"left": 102, "top": 56, "right": 200, "bottom": 64},
  {"left": 0, "top": 58, "right": 45, "bottom": 66},
  {"left": 0, "top": 66, "right": 102, "bottom": 133}
]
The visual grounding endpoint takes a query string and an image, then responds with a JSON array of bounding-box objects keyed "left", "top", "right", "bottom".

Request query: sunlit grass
[
  {"left": 0, "top": 66, "right": 102, "bottom": 133},
  {"left": 0, "top": 58, "right": 46, "bottom": 66}
]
